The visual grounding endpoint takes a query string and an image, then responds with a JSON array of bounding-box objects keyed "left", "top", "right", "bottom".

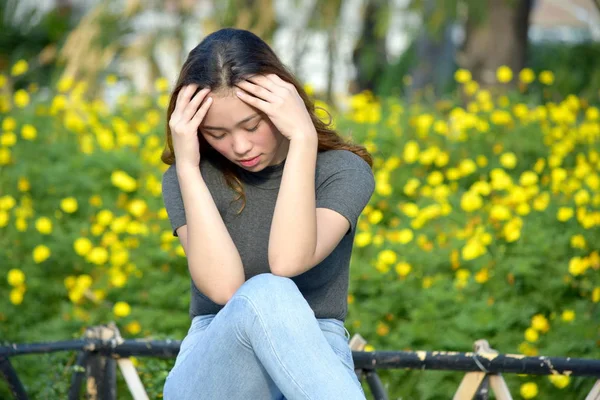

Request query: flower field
[{"left": 1, "top": 63, "right": 599, "bottom": 399}]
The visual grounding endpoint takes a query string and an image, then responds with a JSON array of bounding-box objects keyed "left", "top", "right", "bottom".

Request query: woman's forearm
[
  {"left": 177, "top": 166, "right": 245, "bottom": 304},
  {"left": 268, "top": 137, "right": 319, "bottom": 276}
]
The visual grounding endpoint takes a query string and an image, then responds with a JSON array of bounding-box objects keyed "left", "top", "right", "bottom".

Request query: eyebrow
[{"left": 202, "top": 114, "right": 260, "bottom": 131}]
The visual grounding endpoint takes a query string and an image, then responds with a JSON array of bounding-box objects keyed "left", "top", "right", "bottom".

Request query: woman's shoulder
[{"left": 316, "top": 149, "right": 372, "bottom": 173}]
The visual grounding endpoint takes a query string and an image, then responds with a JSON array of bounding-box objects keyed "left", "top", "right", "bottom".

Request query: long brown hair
[{"left": 161, "top": 28, "right": 372, "bottom": 213}]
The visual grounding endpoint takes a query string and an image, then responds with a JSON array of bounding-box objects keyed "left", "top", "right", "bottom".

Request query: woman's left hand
[{"left": 235, "top": 74, "right": 317, "bottom": 143}]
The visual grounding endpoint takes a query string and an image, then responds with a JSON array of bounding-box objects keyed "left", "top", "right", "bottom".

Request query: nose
[{"left": 232, "top": 132, "right": 253, "bottom": 156}]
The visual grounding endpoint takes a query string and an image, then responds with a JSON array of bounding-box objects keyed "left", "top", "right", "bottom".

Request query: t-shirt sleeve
[
  {"left": 316, "top": 159, "right": 375, "bottom": 235},
  {"left": 161, "top": 164, "right": 187, "bottom": 237}
]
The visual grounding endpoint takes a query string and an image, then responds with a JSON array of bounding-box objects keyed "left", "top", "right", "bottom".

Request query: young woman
[{"left": 161, "top": 27, "right": 374, "bottom": 399}]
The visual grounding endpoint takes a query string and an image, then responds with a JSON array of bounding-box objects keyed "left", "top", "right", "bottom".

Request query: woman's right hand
[{"left": 169, "top": 84, "right": 213, "bottom": 169}]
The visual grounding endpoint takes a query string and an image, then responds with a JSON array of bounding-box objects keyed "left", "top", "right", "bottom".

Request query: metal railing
[{"left": 1, "top": 322, "right": 600, "bottom": 400}]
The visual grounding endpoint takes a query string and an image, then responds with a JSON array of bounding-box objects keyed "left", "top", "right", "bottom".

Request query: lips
[{"left": 239, "top": 156, "right": 258, "bottom": 162}]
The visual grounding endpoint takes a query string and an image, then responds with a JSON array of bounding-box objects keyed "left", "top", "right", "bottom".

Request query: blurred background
[{"left": 1, "top": 0, "right": 599, "bottom": 399}]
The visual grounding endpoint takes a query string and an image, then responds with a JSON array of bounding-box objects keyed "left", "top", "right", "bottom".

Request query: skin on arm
[
  {"left": 169, "top": 84, "right": 245, "bottom": 305},
  {"left": 176, "top": 167, "right": 245, "bottom": 305},
  {"left": 234, "top": 74, "right": 351, "bottom": 277}
]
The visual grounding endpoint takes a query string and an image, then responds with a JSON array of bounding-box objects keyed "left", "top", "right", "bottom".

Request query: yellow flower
[
  {"left": 17, "top": 177, "right": 30, "bottom": 191},
  {"left": 490, "top": 205, "right": 511, "bottom": 221},
  {"left": 500, "top": 152, "right": 517, "bottom": 169},
  {"left": 14, "top": 89, "right": 30, "bottom": 108},
  {"left": 548, "top": 375, "right": 570, "bottom": 389},
  {"left": 585, "top": 106, "right": 599, "bottom": 121},
  {"left": 1, "top": 131, "right": 17, "bottom": 147},
  {"left": 533, "top": 192, "right": 550, "bottom": 211},
  {"left": 20, "top": 124, "right": 37, "bottom": 140},
  {"left": 154, "top": 77, "right": 170, "bottom": 92},
  {"left": 496, "top": 66, "right": 513, "bottom": 83},
  {"left": 460, "top": 192, "right": 483, "bottom": 212},
  {"left": 73, "top": 237, "right": 93, "bottom": 256},
  {"left": 490, "top": 110, "right": 512, "bottom": 125},
  {"left": 462, "top": 239, "right": 486, "bottom": 261},
  {"left": 96, "top": 210, "right": 114, "bottom": 226},
  {"left": 126, "top": 321, "right": 142, "bottom": 335},
  {"left": 454, "top": 69, "right": 472, "bottom": 84},
  {"left": 368, "top": 209, "right": 383, "bottom": 224},
  {"left": 32, "top": 245, "right": 51, "bottom": 263},
  {"left": 11, "top": 60, "right": 28, "bottom": 76},
  {"left": 398, "top": 229, "right": 414, "bottom": 244},
  {"left": 561, "top": 309, "right": 575, "bottom": 322},
  {"left": 520, "top": 382, "right": 538, "bottom": 399},
  {"left": 10, "top": 288, "right": 24, "bottom": 305},
  {"left": 0, "top": 147, "right": 11, "bottom": 164},
  {"left": 524, "top": 327, "right": 539, "bottom": 342},
  {"left": 377, "top": 249, "right": 397, "bottom": 264},
  {"left": 76, "top": 274, "right": 92, "bottom": 289},
  {"left": 592, "top": 287, "right": 600, "bottom": 303},
  {"left": 110, "top": 270, "right": 127, "bottom": 287},
  {"left": 557, "top": 207, "right": 573, "bottom": 222},
  {"left": 395, "top": 262, "right": 412, "bottom": 277},
  {"left": 570, "top": 234, "right": 586, "bottom": 249},
  {"left": 403, "top": 141, "right": 420, "bottom": 164},
  {"left": 403, "top": 178, "right": 420, "bottom": 197},
  {"left": 427, "top": 171, "right": 444, "bottom": 186},
  {"left": 60, "top": 197, "right": 78, "bottom": 213},
  {"left": 87, "top": 247, "right": 109, "bottom": 265},
  {"left": 464, "top": 81, "right": 479, "bottom": 96},
  {"left": 7, "top": 268, "right": 25, "bottom": 286},
  {"left": 539, "top": 70, "right": 554, "bottom": 85},
  {"left": 458, "top": 159, "right": 477, "bottom": 176},
  {"left": 35, "top": 217, "right": 53, "bottom": 234},
  {"left": 474, "top": 268, "right": 489, "bottom": 283},
  {"left": 568, "top": 257, "right": 587, "bottom": 276},
  {"left": 55, "top": 76, "right": 74, "bottom": 92},
  {"left": 400, "top": 203, "right": 419, "bottom": 217},
  {"left": 354, "top": 232, "right": 372, "bottom": 247},
  {"left": 113, "top": 301, "right": 131, "bottom": 317},
  {"left": 531, "top": 314, "right": 550, "bottom": 333},
  {"left": 503, "top": 217, "right": 523, "bottom": 242},
  {"left": 111, "top": 170, "right": 138, "bottom": 192},
  {"left": 519, "top": 68, "right": 535, "bottom": 84},
  {"left": 2, "top": 116, "right": 16, "bottom": 131},
  {"left": 127, "top": 199, "right": 148, "bottom": 218},
  {"left": 89, "top": 195, "right": 103, "bottom": 207},
  {"left": 519, "top": 171, "right": 538, "bottom": 186}
]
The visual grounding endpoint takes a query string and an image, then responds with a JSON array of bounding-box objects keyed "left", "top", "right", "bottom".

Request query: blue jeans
[{"left": 163, "top": 273, "right": 366, "bottom": 399}]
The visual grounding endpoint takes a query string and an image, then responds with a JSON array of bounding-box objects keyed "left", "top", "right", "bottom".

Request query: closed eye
[
  {"left": 246, "top": 121, "right": 261, "bottom": 132},
  {"left": 206, "top": 120, "right": 261, "bottom": 139}
]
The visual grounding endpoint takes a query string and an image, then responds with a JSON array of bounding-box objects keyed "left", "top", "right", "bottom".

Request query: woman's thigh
[{"left": 163, "top": 314, "right": 362, "bottom": 399}]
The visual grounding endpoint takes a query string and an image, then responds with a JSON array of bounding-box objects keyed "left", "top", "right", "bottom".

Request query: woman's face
[{"left": 199, "top": 92, "right": 289, "bottom": 171}]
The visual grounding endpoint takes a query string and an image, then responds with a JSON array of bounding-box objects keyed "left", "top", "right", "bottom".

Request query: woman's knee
[{"left": 232, "top": 273, "right": 303, "bottom": 309}]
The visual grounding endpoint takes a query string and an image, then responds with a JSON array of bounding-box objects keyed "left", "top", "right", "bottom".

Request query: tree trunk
[
  {"left": 351, "top": 0, "right": 389, "bottom": 93},
  {"left": 458, "top": 0, "right": 533, "bottom": 87}
]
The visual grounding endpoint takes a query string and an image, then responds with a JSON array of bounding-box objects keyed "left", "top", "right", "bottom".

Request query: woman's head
[{"left": 161, "top": 28, "right": 372, "bottom": 211}]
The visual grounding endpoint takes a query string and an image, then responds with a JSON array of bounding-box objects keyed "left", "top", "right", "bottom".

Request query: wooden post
[
  {"left": 453, "top": 339, "right": 513, "bottom": 400},
  {"left": 84, "top": 324, "right": 118, "bottom": 400}
]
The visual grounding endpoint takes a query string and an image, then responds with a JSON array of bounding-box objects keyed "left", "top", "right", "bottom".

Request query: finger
[
  {"left": 182, "top": 87, "right": 211, "bottom": 121},
  {"left": 235, "top": 89, "right": 270, "bottom": 112},
  {"left": 245, "top": 74, "right": 285, "bottom": 95},
  {"left": 172, "top": 85, "right": 196, "bottom": 122},
  {"left": 266, "top": 74, "right": 294, "bottom": 89},
  {"left": 236, "top": 79, "right": 280, "bottom": 103},
  {"left": 190, "top": 96, "right": 213, "bottom": 128}
]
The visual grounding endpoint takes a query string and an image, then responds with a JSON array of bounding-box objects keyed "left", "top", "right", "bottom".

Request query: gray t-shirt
[{"left": 161, "top": 149, "right": 375, "bottom": 322}]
